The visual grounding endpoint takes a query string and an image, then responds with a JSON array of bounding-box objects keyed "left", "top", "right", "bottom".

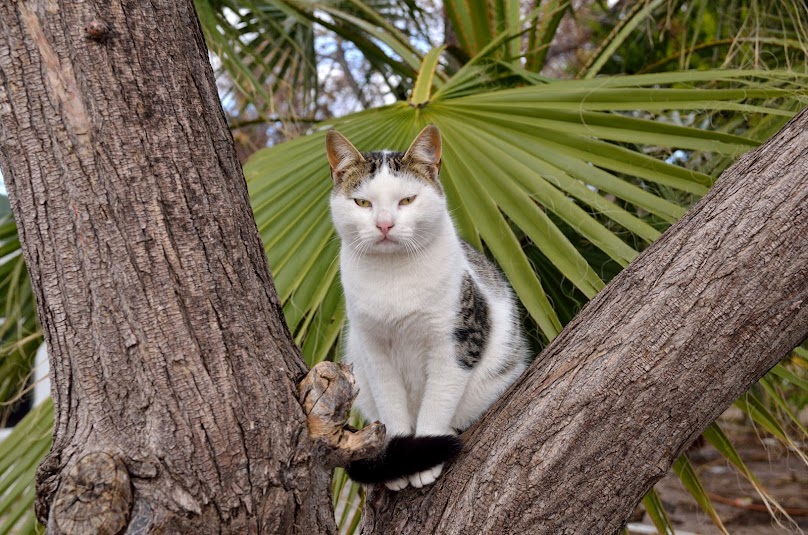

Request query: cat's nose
[{"left": 377, "top": 222, "right": 394, "bottom": 237}]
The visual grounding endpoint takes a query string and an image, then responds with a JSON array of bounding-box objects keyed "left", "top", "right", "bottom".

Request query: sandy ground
[{"left": 630, "top": 427, "right": 808, "bottom": 535}]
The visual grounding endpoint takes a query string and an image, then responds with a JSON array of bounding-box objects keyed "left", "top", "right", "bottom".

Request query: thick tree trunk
[
  {"left": 362, "top": 108, "right": 808, "bottom": 533},
  {"left": 0, "top": 1, "right": 336, "bottom": 533}
]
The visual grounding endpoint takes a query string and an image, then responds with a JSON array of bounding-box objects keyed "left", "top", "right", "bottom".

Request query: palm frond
[
  {"left": 0, "top": 399, "right": 52, "bottom": 535},
  {"left": 0, "top": 216, "right": 41, "bottom": 428},
  {"left": 672, "top": 454, "right": 729, "bottom": 534},
  {"left": 246, "top": 68, "right": 806, "bottom": 352}
]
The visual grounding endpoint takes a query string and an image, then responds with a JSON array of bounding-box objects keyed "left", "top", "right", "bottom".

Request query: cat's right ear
[{"left": 326, "top": 130, "right": 365, "bottom": 185}]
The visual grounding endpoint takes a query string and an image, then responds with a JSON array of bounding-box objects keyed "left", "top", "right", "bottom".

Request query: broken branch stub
[
  {"left": 298, "top": 362, "right": 385, "bottom": 465},
  {"left": 50, "top": 452, "right": 132, "bottom": 535}
]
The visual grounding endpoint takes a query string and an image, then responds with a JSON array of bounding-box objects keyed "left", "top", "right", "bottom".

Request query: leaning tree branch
[{"left": 362, "top": 109, "right": 808, "bottom": 534}]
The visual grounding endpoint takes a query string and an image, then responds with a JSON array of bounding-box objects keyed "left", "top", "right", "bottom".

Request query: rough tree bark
[
  {"left": 1, "top": 1, "right": 807, "bottom": 534},
  {"left": 0, "top": 1, "right": 344, "bottom": 533}
]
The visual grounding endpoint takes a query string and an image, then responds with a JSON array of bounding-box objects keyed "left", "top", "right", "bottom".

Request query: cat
[{"left": 327, "top": 125, "right": 529, "bottom": 491}]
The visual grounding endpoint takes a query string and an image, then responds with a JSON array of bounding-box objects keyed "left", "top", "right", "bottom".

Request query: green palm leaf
[
  {"left": 195, "top": 0, "right": 318, "bottom": 114},
  {"left": 671, "top": 454, "right": 729, "bottom": 534},
  {"left": 245, "top": 68, "right": 806, "bottom": 350},
  {"left": 0, "top": 216, "right": 41, "bottom": 428},
  {"left": 641, "top": 486, "right": 676, "bottom": 535},
  {"left": 195, "top": 0, "right": 440, "bottom": 116},
  {"left": 0, "top": 399, "right": 52, "bottom": 535}
]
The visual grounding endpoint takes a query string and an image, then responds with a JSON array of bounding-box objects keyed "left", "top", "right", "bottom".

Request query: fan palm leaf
[{"left": 246, "top": 67, "right": 807, "bottom": 351}]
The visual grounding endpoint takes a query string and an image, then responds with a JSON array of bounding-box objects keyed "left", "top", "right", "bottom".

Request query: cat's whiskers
[
  {"left": 321, "top": 233, "right": 345, "bottom": 273},
  {"left": 403, "top": 238, "right": 417, "bottom": 259},
  {"left": 336, "top": 232, "right": 361, "bottom": 268},
  {"left": 346, "top": 237, "right": 364, "bottom": 254},
  {"left": 401, "top": 236, "right": 419, "bottom": 261},
  {"left": 354, "top": 242, "right": 371, "bottom": 264},
  {"left": 408, "top": 230, "right": 432, "bottom": 263},
  {"left": 325, "top": 232, "right": 345, "bottom": 249},
  {"left": 344, "top": 234, "right": 368, "bottom": 266},
  {"left": 355, "top": 238, "right": 373, "bottom": 262},
  {"left": 394, "top": 231, "right": 413, "bottom": 257}
]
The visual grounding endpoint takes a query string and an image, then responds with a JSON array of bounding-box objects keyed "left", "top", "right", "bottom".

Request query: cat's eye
[
  {"left": 354, "top": 198, "right": 372, "bottom": 208},
  {"left": 399, "top": 196, "right": 416, "bottom": 206}
]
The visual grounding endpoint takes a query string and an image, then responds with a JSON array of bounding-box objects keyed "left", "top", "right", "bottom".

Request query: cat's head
[{"left": 327, "top": 125, "right": 448, "bottom": 257}]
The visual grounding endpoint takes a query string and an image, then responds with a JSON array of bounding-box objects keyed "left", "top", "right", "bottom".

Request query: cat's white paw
[
  {"left": 408, "top": 463, "right": 443, "bottom": 488},
  {"left": 385, "top": 477, "right": 409, "bottom": 491}
]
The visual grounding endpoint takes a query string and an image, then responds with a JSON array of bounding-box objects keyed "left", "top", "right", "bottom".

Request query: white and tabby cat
[{"left": 327, "top": 125, "right": 528, "bottom": 491}]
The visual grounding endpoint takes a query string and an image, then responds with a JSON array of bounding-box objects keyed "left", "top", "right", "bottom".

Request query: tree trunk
[
  {"left": 361, "top": 107, "right": 808, "bottom": 533},
  {"left": 2, "top": 1, "right": 807, "bottom": 534},
  {"left": 0, "top": 1, "right": 336, "bottom": 533}
]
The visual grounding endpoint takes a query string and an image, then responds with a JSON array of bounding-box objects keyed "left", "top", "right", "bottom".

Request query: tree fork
[
  {"left": 0, "top": 1, "right": 347, "bottom": 532},
  {"left": 362, "top": 108, "right": 808, "bottom": 533}
]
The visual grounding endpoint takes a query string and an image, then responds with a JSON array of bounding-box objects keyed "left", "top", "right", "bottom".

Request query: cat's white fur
[{"left": 329, "top": 128, "right": 527, "bottom": 490}]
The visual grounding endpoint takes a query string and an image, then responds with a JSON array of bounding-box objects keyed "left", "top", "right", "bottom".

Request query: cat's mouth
[{"left": 377, "top": 236, "right": 398, "bottom": 244}]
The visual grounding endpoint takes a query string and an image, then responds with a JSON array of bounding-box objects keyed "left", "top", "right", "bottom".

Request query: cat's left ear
[{"left": 403, "top": 125, "right": 442, "bottom": 173}]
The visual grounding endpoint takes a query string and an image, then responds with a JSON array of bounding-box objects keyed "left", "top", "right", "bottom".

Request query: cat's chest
[{"left": 342, "top": 259, "right": 459, "bottom": 324}]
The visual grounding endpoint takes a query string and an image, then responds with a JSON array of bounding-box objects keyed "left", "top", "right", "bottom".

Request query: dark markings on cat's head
[{"left": 325, "top": 125, "right": 443, "bottom": 196}]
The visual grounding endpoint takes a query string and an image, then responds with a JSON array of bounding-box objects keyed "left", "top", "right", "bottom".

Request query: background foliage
[{"left": 1, "top": 1, "right": 807, "bottom": 533}]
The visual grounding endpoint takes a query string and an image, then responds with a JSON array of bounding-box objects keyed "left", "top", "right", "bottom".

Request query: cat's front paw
[
  {"left": 384, "top": 477, "right": 410, "bottom": 491},
  {"left": 408, "top": 463, "right": 443, "bottom": 488}
]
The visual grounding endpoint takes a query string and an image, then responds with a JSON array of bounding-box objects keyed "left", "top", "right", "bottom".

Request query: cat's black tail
[{"left": 346, "top": 434, "right": 463, "bottom": 484}]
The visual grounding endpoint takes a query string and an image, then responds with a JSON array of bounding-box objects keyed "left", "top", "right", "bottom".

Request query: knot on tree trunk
[
  {"left": 50, "top": 452, "right": 132, "bottom": 535},
  {"left": 298, "top": 362, "right": 385, "bottom": 466}
]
